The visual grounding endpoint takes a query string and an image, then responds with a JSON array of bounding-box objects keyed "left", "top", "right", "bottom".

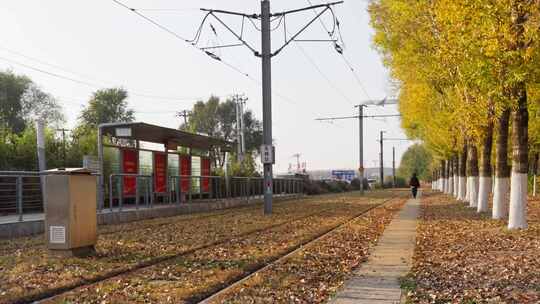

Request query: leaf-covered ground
[
  {"left": 206, "top": 198, "right": 407, "bottom": 304},
  {"left": 408, "top": 193, "right": 540, "bottom": 303},
  {"left": 0, "top": 191, "right": 401, "bottom": 303}
]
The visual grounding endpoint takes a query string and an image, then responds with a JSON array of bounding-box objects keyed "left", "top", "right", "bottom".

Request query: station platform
[{"left": 0, "top": 194, "right": 301, "bottom": 239}]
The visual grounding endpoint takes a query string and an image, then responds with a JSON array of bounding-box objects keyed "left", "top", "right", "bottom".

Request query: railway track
[
  {"left": 196, "top": 195, "right": 401, "bottom": 304},
  {"left": 14, "top": 195, "right": 383, "bottom": 304},
  {"left": 0, "top": 194, "right": 321, "bottom": 256}
]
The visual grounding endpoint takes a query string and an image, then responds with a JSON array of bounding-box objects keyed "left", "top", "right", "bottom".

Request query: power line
[
  {"left": 132, "top": 8, "right": 199, "bottom": 12},
  {"left": 0, "top": 56, "right": 103, "bottom": 88},
  {"left": 315, "top": 114, "right": 401, "bottom": 121},
  {"left": 111, "top": 0, "right": 254, "bottom": 80},
  {"left": 339, "top": 55, "right": 372, "bottom": 100},
  {"left": 293, "top": 39, "right": 354, "bottom": 106},
  {"left": 0, "top": 49, "right": 205, "bottom": 101},
  {"left": 111, "top": 0, "right": 302, "bottom": 108},
  {"left": 305, "top": 0, "right": 372, "bottom": 100}
]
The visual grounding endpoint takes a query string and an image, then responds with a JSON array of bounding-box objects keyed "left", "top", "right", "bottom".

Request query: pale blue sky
[{"left": 0, "top": 0, "right": 412, "bottom": 173}]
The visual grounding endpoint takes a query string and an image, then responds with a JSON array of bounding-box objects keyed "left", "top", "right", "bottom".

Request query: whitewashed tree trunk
[
  {"left": 453, "top": 173, "right": 459, "bottom": 198},
  {"left": 448, "top": 158, "right": 454, "bottom": 195},
  {"left": 467, "top": 144, "right": 479, "bottom": 206},
  {"left": 508, "top": 85, "right": 528, "bottom": 230},
  {"left": 533, "top": 153, "right": 538, "bottom": 197},
  {"left": 458, "top": 176, "right": 466, "bottom": 200},
  {"left": 469, "top": 176, "right": 479, "bottom": 208},
  {"left": 465, "top": 177, "right": 471, "bottom": 203},
  {"left": 477, "top": 176, "right": 491, "bottom": 212},
  {"left": 493, "top": 109, "right": 510, "bottom": 220},
  {"left": 477, "top": 117, "right": 493, "bottom": 213},
  {"left": 509, "top": 172, "right": 528, "bottom": 229},
  {"left": 457, "top": 144, "right": 467, "bottom": 201},
  {"left": 493, "top": 177, "right": 510, "bottom": 219}
]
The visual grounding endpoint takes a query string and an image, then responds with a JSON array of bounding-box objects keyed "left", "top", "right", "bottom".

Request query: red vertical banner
[
  {"left": 153, "top": 152, "right": 167, "bottom": 193},
  {"left": 180, "top": 155, "right": 191, "bottom": 192},
  {"left": 201, "top": 157, "right": 211, "bottom": 193},
  {"left": 122, "top": 149, "right": 138, "bottom": 196}
]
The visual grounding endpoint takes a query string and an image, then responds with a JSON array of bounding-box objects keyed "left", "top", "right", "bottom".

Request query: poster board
[
  {"left": 201, "top": 157, "right": 211, "bottom": 193},
  {"left": 180, "top": 155, "right": 191, "bottom": 193},
  {"left": 153, "top": 152, "right": 167, "bottom": 193},
  {"left": 122, "top": 149, "right": 138, "bottom": 196}
]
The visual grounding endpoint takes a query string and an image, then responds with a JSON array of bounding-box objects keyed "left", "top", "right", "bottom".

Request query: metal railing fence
[
  {"left": 1, "top": 171, "right": 305, "bottom": 220},
  {"left": 0, "top": 171, "right": 42, "bottom": 221}
]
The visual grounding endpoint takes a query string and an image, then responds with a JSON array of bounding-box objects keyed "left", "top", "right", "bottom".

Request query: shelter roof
[{"left": 99, "top": 122, "right": 234, "bottom": 152}]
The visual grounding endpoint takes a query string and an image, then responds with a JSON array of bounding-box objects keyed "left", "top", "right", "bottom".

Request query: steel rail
[
  {"left": 197, "top": 195, "right": 401, "bottom": 304},
  {"left": 26, "top": 195, "right": 372, "bottom": 304}
]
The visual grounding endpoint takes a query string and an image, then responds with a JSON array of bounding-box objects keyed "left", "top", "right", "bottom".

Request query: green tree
[
  {"left": 0, "top": 70, "right": 64, "bottom": 133},
  {"left": 70, "top": 88, "right": 135, "bottom": 164},
  {"left": 79, "top": 88, "right": 134, "bottom": 128},
  {"left": 398, "top": 144, "right": 432, "bottom": 182},
  {"left": 0, "top": 71, "right": 31, "bottom": 133},
  {"left": 181, "top": 96, "right": 263, "bottom": 172},
  {"left": 0, "top": 126, "right": 63, "bottom": 171}
]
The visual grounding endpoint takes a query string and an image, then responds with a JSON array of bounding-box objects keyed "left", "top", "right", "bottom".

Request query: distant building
[{"left": 307, "top": 168, "right": 394, "bottom": 182}]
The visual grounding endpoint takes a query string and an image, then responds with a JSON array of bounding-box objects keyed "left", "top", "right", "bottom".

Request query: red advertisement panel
[
  {"left": 122, "top": 149, "right": 138, "bottom": 196},
  {"left": 153, "top": 152, "right": 167, "bottom": 193},
  {"left": 180, "top": 155, "right": 191, "bottom": 193},
  {"left": 201, "top": 157, "right": 211, "bottom": 193}
]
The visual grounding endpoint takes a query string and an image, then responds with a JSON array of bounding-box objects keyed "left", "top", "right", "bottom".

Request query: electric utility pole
[
  {"left": 292, "top": 153, "right": 301, "bottom": 172},
  {"left": 380, "top": 131, "right": 386, "bottom": 188},
  {"left": 392, "top": 146, "right": 396, "bottom": 188},
  {"left": 355, "top": 105, "right": 366, "bottom": 194},
  {"left": 233, "top": 94, "right": 247, "bottom": 162},
  {"left": 261, "top": 0, "right": 273, "bottom": 214},
  {"left": 56, "top": 128, "right": 70, "bottom": 168},
  {"left": 177, "top": 110, "right": 192, "bottom": 126},
  {"left": 197, "top": 0, "right": 345, "bottom": 214},
  {"left": 382, "top": 137, "right": 414, "bottom": 188},
  {"left": 316, "top": 99, "right": 400, "bottom": 193}
]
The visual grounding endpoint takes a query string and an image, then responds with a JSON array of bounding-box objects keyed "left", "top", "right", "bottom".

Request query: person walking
[{"left": 409, "top": 172, "right": 420, "bottom": 198}]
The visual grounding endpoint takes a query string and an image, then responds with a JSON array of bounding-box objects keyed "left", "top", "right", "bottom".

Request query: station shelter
[{"left": 97, "top": 122, "right": 234, "bottom": 209}]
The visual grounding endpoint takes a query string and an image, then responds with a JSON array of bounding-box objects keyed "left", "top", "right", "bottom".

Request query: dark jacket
[{"left": 409, "top": 176, "right": 420, "bottom": 188}]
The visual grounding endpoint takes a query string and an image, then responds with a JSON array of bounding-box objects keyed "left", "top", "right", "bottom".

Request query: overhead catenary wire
[
  {"left": 0, "top": 56, "right": 229, "bottom": 102},
  {"left": 293, "top": 42, "right": 355, "bottom": 106},
  {"left": 111, "top": 0, "right": 254, "bottom": 80},
  {"left": 111, "top": 0, "right": 303, "bottom": 108},
  {"left": 305, "top": 0, "right": 372, "bottom": 101},
  {"left": 0, "top": 47, "right": 207, "bottom": 101}
]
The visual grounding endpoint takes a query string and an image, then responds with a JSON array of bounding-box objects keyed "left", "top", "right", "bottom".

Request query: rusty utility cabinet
[{"left": 45, "top": 168, "right": 97, "bottom": 256}]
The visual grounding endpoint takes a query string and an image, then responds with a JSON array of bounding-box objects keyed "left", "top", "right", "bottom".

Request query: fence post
[
  {"left": 247, "top": 178, "right": 250, "bottom": 202},
  {"left": 135, "top": 176, "right": 140, "bottom": 210},
  {"left": 17, "top": 176, "right": 23, "bottom": 222},
  {"left": 176, "top": 177, "right": 181, "bottom": 206},
  {"left": 150, "top": 177, "right": 154, "bottom": 208},
  {"left": 188, "top": 176, "right": 192, "bottom": 203},
  {"left": 118, "top": 175, "right": 123, "bottom": 212},
  {"left": 145, "top": 178, "right": 150, "bottom": 207},
  {"left": 109, "top": 175, "right": 114, "bottom": 212}
]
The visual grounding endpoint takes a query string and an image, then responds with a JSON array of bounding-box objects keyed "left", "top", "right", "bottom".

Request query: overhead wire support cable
[
  {"left": 271, "top": 1, "right": 344, "bottom": 17},
  {"left": 315, "top": 114, "right": 401, "bottom": 121},
  {"left": 112, "top": 0, "right": 190, "bottom": 42},
  {"left": 111, "top": 0, "right": 253, "bottom": 79},
  {"left": 194, "top": 1, "right": 345, "bottom": 214},
  {"left": 200, "top": 8, "right": 257, "bottom": 19},
  {"left": 206, "top": 12, "right": 260, "bottom": 56},
  {"left": 305, "top": 0, "right": 371, "bottom": 100},
  {"left": 0, "top": 55, "right": 202, "bottom": 101},
  {"left": 272, "top": 6, "right": 330, "bottom": 56}
]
